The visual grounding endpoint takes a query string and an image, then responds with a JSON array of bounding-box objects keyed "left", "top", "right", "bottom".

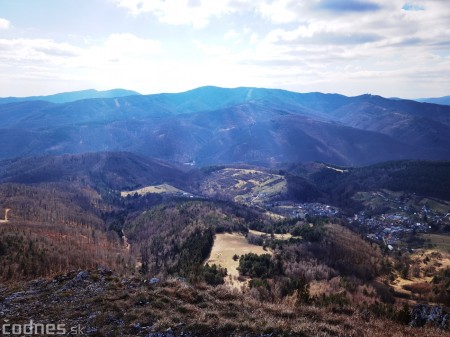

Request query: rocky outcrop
[{"left": 410, "top": 304, "right": 449, "bottom": 330}]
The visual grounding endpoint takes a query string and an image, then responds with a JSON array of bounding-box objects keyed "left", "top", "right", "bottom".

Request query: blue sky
[{"left": 0, "top": 0, "right": 449, "bottom": 98}]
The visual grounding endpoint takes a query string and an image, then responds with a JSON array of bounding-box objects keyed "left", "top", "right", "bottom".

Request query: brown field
[
  {"left": 120, "top": 183, "right": 189, "bottom": 197},
  {"left": 205, "top": 232, "right": 271, "bottom": 288}
]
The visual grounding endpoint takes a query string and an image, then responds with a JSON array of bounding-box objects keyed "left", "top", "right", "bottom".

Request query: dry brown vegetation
[
  {"left": 0, "top": 183, "right": 134, "bottom": 281},
  {"left": 0, "top": 269, "right": 445, "bottom": 337},
  {"left": 120, "top": 183, "right": 188, "bottom": 197},
  {"left": 125, "top": 201, "right": 253, "bottom": 278},
  {"left": 389, "top": 249, "right": 450, "bottom": 305},
  {"left": 249, "top": 228, "right": 293, "bottom": 240},
  {"left": 280, "top": 224, "right": 384, "bottom": 283},
  {"left": 0, "top": 183, "right": 106, "bottom": 228},
  {"left": 0, "top": 222, "right": 134, "bottom": 281},
  {"left": 0, "top": 165, "right": 448, "bottom": 335}
]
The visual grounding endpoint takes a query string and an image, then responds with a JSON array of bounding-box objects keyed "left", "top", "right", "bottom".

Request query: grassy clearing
[
  {"left": 353, "top": 190, "right": 450, "bottom": 214},
  {"left": 228, "top": 168, "right": 260, "bottom": 175},
  {"left": 249, "top": 229, "right": 293, "bottom": 241},
  {"left": 206, "top": 233, "right": 271, "bottom": 288},
  {"left": 420, "top": 234, "right": 450, "bottom": 254},
  {"left": 390, "top": 248, "right": 450, "bottom": 299},
  {"left": 263, "top": 211, "right": 285, "bottom": 220},
  {"left": 418, "top": 198, "right": 450, "bottom": 214},
  {"left": 120, "top": 183, "right": 189, "bottom": 197}
]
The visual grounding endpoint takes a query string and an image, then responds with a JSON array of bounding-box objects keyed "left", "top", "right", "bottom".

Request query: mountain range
[
  {"left": 0, "top": 88, "right": 140, "bottom": 105},
  {"left": 0, "top": 86, "right": 449, "bottom": 166},
  {"left": 417, "top": 95, "right": 450, "bottom": 106},
  {"left": 1, "top": 87, "right": 450, "bottom": 336}
]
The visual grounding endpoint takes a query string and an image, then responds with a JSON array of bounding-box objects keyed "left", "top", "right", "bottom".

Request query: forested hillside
[
  {"left": 285, "top": 160, "right": 450, "bottom": 211},
  {"left": 0, "top": 153, "right": 449, "bottom": 335},
  {"left": 1, "top": 87, "right": 449, "bottom": 165}
]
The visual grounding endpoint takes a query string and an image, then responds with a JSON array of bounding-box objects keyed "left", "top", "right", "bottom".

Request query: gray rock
[
  {"left": 411, "top": 304, "right": 449, "bottom": 330},
  {"left": 74, "top": 271, "right": 89, "bottom": 282},
  {"left": 149, "top": 278, "right": 160, "bottom": 285}
]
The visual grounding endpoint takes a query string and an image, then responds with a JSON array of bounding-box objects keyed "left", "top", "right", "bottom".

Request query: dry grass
[
  {"left": 390, "top": 249, "right": 450, "bottom": 300},
  {"left": 120, "top": 183, "right": 188, "bottom": 197},
  {"left": 418, "top": 198, "right": 450, "bottom": 214},
  {"left": 421, "top": 234, "right": 450, "bottom": 254},
  {"left": 206, "top": 232, "right": 271, "bottom": 288},
  {"left": 249, "top": 229, "right": 293, "bottom": 240},
  {"left": 2, "top": 270, "right": 448, "bottom": 337}
]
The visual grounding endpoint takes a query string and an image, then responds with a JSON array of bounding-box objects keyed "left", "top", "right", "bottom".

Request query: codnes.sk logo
[{"left": 1, "top": 319, "right": 85, "bottom": 335}]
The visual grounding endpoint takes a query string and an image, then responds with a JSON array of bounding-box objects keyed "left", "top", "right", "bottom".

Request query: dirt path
[
  {"left": 0, "top": 208, "right": 11, "bottom": 223},
  {"left": 122, "top": 229, "right": 130, "bottom": 251}
]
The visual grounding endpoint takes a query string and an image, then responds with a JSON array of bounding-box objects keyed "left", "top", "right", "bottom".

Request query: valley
[
  {"left": 0, "top": 152, "right": 449, "bottom": 335},
  {"left": 2, "top": 0, "right": 450, "bottom": 330},
  {"left": 0, "top": 87, "right": 449, "bottom": 336}
]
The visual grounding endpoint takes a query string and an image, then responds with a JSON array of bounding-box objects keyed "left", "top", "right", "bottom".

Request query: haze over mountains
[
  {"left": 0, "top": 88, "right": 140, "bottom": 105},
  {"left": 1, "top": 86, "right": 449, "bottom": 166},
  {"left": 418, "top": 96, "right": 450, "bottom": 106}
]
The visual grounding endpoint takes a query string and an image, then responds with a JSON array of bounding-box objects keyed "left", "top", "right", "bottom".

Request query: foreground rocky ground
[{"left": 0, "top": 268, "right": 448, "bottom": 337}]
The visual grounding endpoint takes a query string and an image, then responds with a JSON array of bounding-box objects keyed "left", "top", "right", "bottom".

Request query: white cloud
[
  {"left": 209, "top": 0, "right": 449, "bottom": 97},
  {"left": 0, "top": 18, "right": 10, "bottom": 30},
  {"left": 111, "top": 0, "right": 244, "bottom": 28},
  {"left": 249, "top": 33, "right": 259, "bottom": 45},
  {"left": 257, "top": 0, "right": 302, "bottom": 23},
  {"left": 2, "top": 0, "right": 450, "bottom": 98},
  {"left": 0, "top": 33, "right": 165, "bottom": 95},
  {"left": 84, "top": 33, "right": 162, "bottom": 63},
  {"left": 0, "top": 38, "right": 81, "bottom": 65}
]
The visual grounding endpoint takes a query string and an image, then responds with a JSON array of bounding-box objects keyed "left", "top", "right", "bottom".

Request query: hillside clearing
[
  {"left": 205, "top": 232, "right": 271, "bottom": 288},
  {"left": 201, "top": 168, "right": 287, "bottom": 206},
  {"left": 249, "top": 229, "right": 293, "bottom": 240},
  {"left": 390, "top": 248, "right": 450, "bottom": 299},
  {"left": 420, "top": 234, "right": 450, "bottom": 254},
  {"left": 120, "top": 183, "right": 192, "bottom": 197}
]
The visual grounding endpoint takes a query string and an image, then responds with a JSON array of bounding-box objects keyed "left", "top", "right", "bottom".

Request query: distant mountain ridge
[
  {"left": 0, "top": 86, "right": 449, "bottom": 166},
  {"left": 417, "top": 95, "right": 450, "bottom": 106},
  {"left": 0, "top": 88, "right": 141, "bottom": 105}
]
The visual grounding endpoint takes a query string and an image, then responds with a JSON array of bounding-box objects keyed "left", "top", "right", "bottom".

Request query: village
[
  {"left": 355, "top": 210, "right": 430, "bottom": 247},
  {"left": 260, "top": 189, "right": 450, "bottom": 251},
  {"left": 355, "top": 207, "right": 450, "bottom": 246},
  {"left": 263, "top": 200, "right": 340, "bottom": 219}
]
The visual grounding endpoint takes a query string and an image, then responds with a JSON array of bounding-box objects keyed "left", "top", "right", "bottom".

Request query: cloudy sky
[{"left": 0, "top": 0, "right": 449, "bottom": 98}]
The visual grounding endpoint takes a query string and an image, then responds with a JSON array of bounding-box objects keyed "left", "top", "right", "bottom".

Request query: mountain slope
[
  {"left": 0, "top": 86, "right": 449, "bottom": 165},
  {"left": 329, "top": 95, "right": 450, "bottom": 150},
  {"left": 417, "top": 95, "right": 450, "bottom": 106},
  {"left": 0, "top": 152, "right": 191, "bottom": 190},
  {"left": 0, "top": 88, "right": 140, "bottom": 105}
]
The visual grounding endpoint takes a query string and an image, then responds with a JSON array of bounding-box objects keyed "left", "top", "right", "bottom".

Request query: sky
[{"left": 0, "top": 0, "right": 449, "bottom": 98}]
